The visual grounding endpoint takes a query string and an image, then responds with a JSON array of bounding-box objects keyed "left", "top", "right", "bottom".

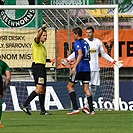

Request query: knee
[
  {"left": 41, "top": 87, "right": 46, "bottom": 94},
  {"left": 84, "top": 88, "right": 92, "bottom": 95},
  {"left": 35, "top": 86, "right": 44, "bottom": 94},
  {"left": 67, "top": 83, "right": 74, "bottom": 91}
]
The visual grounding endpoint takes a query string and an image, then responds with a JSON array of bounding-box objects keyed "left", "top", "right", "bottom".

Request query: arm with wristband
[
  {"left": 46, "top": 58, "right": 56, "bottom": 66},
  {"left": 35, "top": 24, "right": 47, "bottom": 43}
]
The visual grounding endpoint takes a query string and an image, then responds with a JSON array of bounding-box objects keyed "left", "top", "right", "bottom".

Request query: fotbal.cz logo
[{"left": 0, "top": 0, "right": 35, "bottom": 28}]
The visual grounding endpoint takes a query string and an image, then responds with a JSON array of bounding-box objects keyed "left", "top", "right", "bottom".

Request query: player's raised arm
[{"left": 35, "top": 24, "right": 47, "bottom": 43}]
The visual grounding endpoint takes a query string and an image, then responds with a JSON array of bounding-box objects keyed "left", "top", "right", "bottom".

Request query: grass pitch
[{"left": 1, "top": 110, "right": 133, "bottom": 133}]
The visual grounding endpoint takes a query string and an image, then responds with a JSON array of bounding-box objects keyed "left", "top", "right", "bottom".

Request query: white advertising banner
[{"left": 0, "top": 28, "right": 56, "bottom": 68}]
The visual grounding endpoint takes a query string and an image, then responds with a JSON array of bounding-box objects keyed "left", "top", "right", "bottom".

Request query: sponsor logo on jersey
[
  {"left": 38, "top": 77, "right": 44, "bottom": 84},
  {"left": 77, "top": 45, "right": 79, "bottom": 48},
  {"left": 90, "top": 48, "right": 96, "bottom": 54}
]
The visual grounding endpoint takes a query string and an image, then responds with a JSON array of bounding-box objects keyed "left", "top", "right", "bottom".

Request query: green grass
[{"left": 1, "top": 110, "right": 133, "bottom": 133}]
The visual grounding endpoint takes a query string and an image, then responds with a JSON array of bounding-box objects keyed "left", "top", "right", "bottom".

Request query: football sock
[
  {"left": 91, "top": 85, "right": 100, "bottom": 102},
  {"left": 23, "top": 91, "right": 38, "bottom": 107},
  {"left": 69, "top": 90, "right": 78, "bottom": 110},
  {"left": 87, "top": 95, "right": 94, "bottom": 112},
  {"left": 39, "top": 94, "right": 45, "bottom": 112},
  {"left": 0, "top": 98, "right": 2, "bottom": 120},
  {"left": 91, "top": 85, "right": 97, "bottom": 98}
]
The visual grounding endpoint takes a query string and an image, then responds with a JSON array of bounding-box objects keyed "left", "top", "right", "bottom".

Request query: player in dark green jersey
[{"left": 0, "top": 59, "right": 11, "bottom": 128}]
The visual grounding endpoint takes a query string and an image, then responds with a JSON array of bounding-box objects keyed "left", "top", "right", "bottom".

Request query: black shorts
[
  {"left": 69, "top": 72, "right": 90, "bottom": 84},
  {"left": 32, "top": 63, "right": 46, "bottom": 86},
  {"left": 0, "top": 75, "right": 3, "bottom": 96}
]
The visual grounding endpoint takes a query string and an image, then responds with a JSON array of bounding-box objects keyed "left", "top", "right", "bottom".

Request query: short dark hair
[
  {"left": 86, "top": 26, "right": 94, "bottom": 33},
  {"left": 72, "top": 27, "right": 82, "bottom": 36}
]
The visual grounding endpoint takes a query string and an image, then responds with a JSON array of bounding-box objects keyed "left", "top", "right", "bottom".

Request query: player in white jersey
[{"left": 61, "top": 26, "right": 123, "bottom": 114}]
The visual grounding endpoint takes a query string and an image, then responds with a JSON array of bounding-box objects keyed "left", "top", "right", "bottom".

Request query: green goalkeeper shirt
[
  {"left": 32, "top": 40, "right": 47, "bottom": 65},
  {"left": 0, "top": 60, "right": 10, "bottom": 75}
]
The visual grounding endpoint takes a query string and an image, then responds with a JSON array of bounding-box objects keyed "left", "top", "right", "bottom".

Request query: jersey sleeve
[
  {"left": 74, "top": 41, "right": 82, "bottom": 51},
  {"left": 97, "top": 39, "right": 105, "bottom": 55},
  {"left": 67, "top": 52, "right": 75, "bottom": 61},
  {"left": 4, "top": 62, "right": 10, "bottom": 72},
  {"left": 98, "top": 39, "right": 114, "bottom": 63},
  {"left": 1, "top": 61, "right": 10, "bottom": 75}
]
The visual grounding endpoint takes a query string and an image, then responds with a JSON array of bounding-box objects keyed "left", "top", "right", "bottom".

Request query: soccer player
[
  {"left": 20, "top": 24, "right": 52, "bottom": 115},
  {"left": 67, "top": 27, "right": 94, "bottom": 115},
  {"left": 62, "top": 26, "right": 123, "bottom": 114},
  {"left": 0, "top": 59, "right": 11, "bottom": 128}
]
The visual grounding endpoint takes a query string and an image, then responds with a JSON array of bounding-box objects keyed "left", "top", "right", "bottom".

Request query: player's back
[{"left": 74, "top": 39, "right": 90, "bottom": 72}]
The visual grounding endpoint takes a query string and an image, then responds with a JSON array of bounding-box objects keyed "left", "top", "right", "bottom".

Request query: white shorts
[{"left": 90, "top": 71, "right": 100, "bottom": 86}]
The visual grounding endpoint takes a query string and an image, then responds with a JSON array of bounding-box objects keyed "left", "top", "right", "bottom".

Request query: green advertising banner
[
  {"left": 110, "top": 0, "right": 133, "bottom": 13},
  {"left": 47, "top": 0, "right": 94, "bottom": 5},
  {"left": 0, "top": 0, "right": 43, "bottom": 28}
]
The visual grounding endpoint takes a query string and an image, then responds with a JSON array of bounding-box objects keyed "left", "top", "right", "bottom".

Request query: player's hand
[
  {"left": 113, "top": 60, "right": 123, "bottom": 68},
  {"left": 71, "top": 67, "right": 76, "bottom": 75},
  {"left": 41, "top": 24, "right": 47, "bottom": 30},
  {"left": 50, "top": 58, "right": 56, "bottom": 66},
  {"left": 61, "top": 59, "right": 69, "bottom": 66},
  {"left": 2, "top": 89, "right": 6, "bottom": 98}
]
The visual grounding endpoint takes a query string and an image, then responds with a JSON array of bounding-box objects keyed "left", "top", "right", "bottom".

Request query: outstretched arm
[
  {"left": 100, "top": 44, "right": 123, "bottom": 68},
  {"left": 61, "top": 52, "right": 75, "bottom": 66}
]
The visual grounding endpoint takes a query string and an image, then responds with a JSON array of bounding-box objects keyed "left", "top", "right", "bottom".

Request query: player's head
[
  {"left": 72, "top": 27, "right": 82, "bottom": 40},
  {"left": 86, "top": 26, "right": 94, "bottom": 41},
  {"left": 40, "top": 30, "right": 47, "bottom": 43}
]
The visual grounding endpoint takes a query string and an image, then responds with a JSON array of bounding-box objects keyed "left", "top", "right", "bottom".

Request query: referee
[
  {"left": 0, "top": 59, "right": 11, "bottom": 128},
  {"left": 20, "top": 24, "right": 52, "bottom": 115}
]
